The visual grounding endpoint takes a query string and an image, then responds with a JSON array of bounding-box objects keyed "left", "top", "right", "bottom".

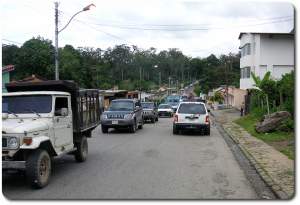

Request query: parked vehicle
[
  {"left": 173, "top": 102, "right": 210, "bottom": 135},
  {"left": 2, "top": 80, "right": 101, "bottom": 188},
  {"left": 180, "top": 95, "right": 188, "bottom": 102},
  {"left": 158, "top": 104, "right": 173, "bottom": 117},
  {"left": 141, "top": 102, "right": 158, "bottom": 123},
  {"left": 101, "top": 99, "right": 143, "bottom": 133},
  {"left": 166, "top": 95, "right": 180, "bottom": 112}
]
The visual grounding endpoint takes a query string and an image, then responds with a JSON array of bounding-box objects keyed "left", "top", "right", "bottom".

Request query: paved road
[{"left": 3, "top": 117, "right": 258, "bottom": 199}]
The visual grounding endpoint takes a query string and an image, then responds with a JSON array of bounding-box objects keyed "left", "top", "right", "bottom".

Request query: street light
[
  {"left": 153, "top": 65, "right": 161, "bottom": 88},
  {"left": 54, "top": 2, "right": 95, "bottom": 80}
]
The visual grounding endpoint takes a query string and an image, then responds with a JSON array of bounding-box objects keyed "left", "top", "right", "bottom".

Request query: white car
[
  {"left": 158, "top": 104, "right": 173, "bottom": 117},
  {"left": 173, "top": 102, "right": 210, "bottom": 135}
]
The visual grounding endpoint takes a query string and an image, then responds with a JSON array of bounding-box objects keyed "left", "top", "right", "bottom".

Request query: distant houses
[{"left": 2, "top": 65, "right": 15, "bottom": 93}]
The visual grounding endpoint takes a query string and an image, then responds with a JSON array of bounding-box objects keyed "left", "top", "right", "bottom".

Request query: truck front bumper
[{"left": 2, "top": 161, "right": 26, "bottom": 170}]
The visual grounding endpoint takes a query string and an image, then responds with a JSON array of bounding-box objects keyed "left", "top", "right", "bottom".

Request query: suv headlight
[
  {"left": 7, "top": 137, "right": 19, "bottom": 149},
  {"left": 124, "top": 114, "right": 132, "bottom": 119},
  {"left": 101, "top": 114, "right": 108, "bottom": 120}
]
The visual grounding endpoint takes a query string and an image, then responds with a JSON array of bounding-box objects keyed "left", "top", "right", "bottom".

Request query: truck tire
[
  {"left": 102, "top": 125, "right": 108, "bottom": 133},
  {"left": 173, "top": 126, "right": 179, "bottom": 135},
  {"left": 74, "top": 136, "right": 88, "bottom": 162},
  {"left": 138, "top": 119, "right": 143, "bottom": 129},
  {"left": 26, "top": 149, "right": 51, "bottom": 189},
  {"left": 129, "top": 120, "right": 137, "bottom": 133}
]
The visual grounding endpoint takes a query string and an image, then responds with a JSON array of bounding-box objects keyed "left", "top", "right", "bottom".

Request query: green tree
[
  {"left": 15, "top": 37, "right": 54, "bottom": 80},
  {"left": 251, "top": 71, "right": 271, "bottom": 115}
]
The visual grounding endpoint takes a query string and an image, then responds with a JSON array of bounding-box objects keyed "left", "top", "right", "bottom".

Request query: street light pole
[
  {"left": 55, "top": 2, "right": 59, "bottom": 80},
  {"left": 54, "top": 2, "right": 95, "bottom": 80}
]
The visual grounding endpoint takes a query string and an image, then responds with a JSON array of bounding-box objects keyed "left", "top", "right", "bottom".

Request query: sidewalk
[{"left": 211, "top": 108, "right": 295, "bottom": 199}]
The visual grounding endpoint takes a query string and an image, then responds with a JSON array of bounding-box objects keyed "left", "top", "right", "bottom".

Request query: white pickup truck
[{"left": 2, "top": 80, "right": 101, "bottom": 188}]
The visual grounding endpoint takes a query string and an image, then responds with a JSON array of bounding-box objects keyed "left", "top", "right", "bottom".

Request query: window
[
  {"left": 2, "top": 95, "right": 52, "bottom": 114},
  {"left": 178, "top": 103, "right": 206, "bottom": 114},
  {"left": 55, "top": 97, "right": 68, "bottom": 116},
  {"left": 246, "top": 67, "right": 251, "bottom": 78},
  {"left": 240, "top": 67, "right": 251, "bottom": 79},
  {"left": 108, "top": 101, "right": 134, "bottom": 111},
  {"left": 240, "top": 43, "right": 251, "bottom": 57}
]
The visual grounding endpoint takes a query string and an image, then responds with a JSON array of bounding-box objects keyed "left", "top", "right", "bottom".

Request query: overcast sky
[{"left": 1, "top": 0, "right": 294, "bottom": 58}]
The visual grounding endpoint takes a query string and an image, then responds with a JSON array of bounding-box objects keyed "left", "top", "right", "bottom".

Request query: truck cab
[{"left": 2, "top": 80, "right": 100, "bottom": 188}]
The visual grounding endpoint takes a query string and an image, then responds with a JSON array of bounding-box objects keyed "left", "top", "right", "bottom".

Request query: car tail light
[
  {"left": 205, "top": 115, "right": 210, "bottom": 124},
  {"left": 174, "top": 114, "right": 178, "bottom": 122}
]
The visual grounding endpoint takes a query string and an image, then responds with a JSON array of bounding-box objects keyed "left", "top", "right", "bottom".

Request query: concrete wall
[
  {"left": 2, "top": 72, "right": 10, "bottom": 93},
  {"left": 227, "top": 87, "right": 247, "bottom": 109}
]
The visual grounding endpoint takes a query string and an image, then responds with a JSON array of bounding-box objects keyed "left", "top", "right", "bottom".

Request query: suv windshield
[
  {"left": 158, "top": 104, "right": 171, "bottom": 109},
  {"left": 141, "top": 103, "right": 154, "bottom": 109},
  {"left": 178, "top": 103, "right": 206, "bottom": 114},
  {"left": 2, "top": 95, "right": 52, "bottom": 114},
  {"left": 108, "top": 101, "right": 134, "bottom": 111}
]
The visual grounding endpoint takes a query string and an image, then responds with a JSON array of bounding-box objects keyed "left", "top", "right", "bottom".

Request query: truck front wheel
[
  {"left": 74, "top": 136, "right": 88, "bottom": 162},
  {"left": 26, "top": 149, "right": 51, "bottom": 189}
]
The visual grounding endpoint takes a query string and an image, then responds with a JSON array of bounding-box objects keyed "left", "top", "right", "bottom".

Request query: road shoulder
[{"left": 211, "top": 108, "right": 295, "bottom": 199}]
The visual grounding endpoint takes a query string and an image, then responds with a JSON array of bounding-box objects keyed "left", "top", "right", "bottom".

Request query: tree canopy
[{"left": 2, "top": 37, "right": 241, "bottom": 93}]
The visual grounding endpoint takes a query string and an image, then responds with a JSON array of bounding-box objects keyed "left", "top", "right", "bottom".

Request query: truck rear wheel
[
  {"left": 26, "top": 149, "right": 51, "bottom": 189},
  {"left": 129, "top": 120, "right": 137, "bottom": 133},
  {"left": 74, "top": 136, "right": 88, "bottom": 162}
]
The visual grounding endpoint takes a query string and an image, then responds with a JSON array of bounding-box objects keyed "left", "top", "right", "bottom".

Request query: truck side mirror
[
  {"left": 55, "top": 108, "right": 68, "bottom": 116},
  {"left": 61, "top": 108, "right": 68, "bottom": 116}
]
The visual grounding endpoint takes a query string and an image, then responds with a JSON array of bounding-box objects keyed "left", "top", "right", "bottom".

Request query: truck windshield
[
  {"left": 108, "top": 101, "right": 134, "bottom": 111},
  {"left": 2, "top": 95, "right": 52, "bottom": 114},
  {"left": 141, "top": 103, "right": 154, "bottom": 109}
]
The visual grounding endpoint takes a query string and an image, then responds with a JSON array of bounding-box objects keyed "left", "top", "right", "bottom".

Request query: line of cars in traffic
[{"left": 100, "top": 95, "right": 210, "bottom": 136}]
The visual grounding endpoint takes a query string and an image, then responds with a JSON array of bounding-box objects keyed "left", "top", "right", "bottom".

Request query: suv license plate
[{"left": 112, "top": 120, "right": 118, "bottom": 125}]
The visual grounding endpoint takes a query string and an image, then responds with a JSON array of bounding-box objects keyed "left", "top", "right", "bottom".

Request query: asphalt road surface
[{"left": 3, "top": 117, "right": 258, "bottom": 199}]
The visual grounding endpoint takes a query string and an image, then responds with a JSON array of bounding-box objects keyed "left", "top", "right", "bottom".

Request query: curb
[{"left": 221, "top": 124, "right": 290, "bottom": 199}]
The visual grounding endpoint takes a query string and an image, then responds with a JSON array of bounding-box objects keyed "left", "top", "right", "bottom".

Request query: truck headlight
[
  {"left": 124, "top": 114, "right": 132, "bottom": 119},
  {"left": 7, "top": 137, "right": 19, "bottom": 149}
]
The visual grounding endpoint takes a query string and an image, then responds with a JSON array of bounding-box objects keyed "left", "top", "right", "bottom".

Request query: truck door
[{"left": 53, "top": 96, "right": 73, "bottom": 148}]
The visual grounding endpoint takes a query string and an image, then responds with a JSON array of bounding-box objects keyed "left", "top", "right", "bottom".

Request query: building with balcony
[{"left": 239, "top": 32, "right": 294, "bottom": 89}]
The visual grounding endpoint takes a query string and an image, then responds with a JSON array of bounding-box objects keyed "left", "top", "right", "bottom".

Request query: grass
[{"left": 234, "top": 113, "right": 294, "bottom": 160}]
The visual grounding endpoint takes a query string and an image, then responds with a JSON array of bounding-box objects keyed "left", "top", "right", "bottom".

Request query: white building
[{"left": 239, "top": 32, "right": 294, "bottom": 89}]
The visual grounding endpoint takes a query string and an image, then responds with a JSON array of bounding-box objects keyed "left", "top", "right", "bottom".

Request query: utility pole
[
  {"left": 168, "top": 76, "right": 171, "bottom": 95},
  {"left": 54, "top": 2, "right": 95, "bottom": 80},
  {"left": 225, "top": 61, "right": 229, "bottom": 107},
  {"left": 139, "top": 67, "right": 142, "bottom": 100},
  {"left": 159, "top": 71, "right": 161, "bottom": 88},
  {"left": 55, "top": 2, "right": 59, "bottom": 80}
]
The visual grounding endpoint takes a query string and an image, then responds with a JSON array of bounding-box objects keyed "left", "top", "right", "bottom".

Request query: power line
[
  {"left": 57, "top": 10, "right": 134, "bottom": 45},
  {"left": 89, "top": 18, "right": 293, "bottom": 31},
  {"left": 2, "top": 39, "right": 22, "bottom": 45}
]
